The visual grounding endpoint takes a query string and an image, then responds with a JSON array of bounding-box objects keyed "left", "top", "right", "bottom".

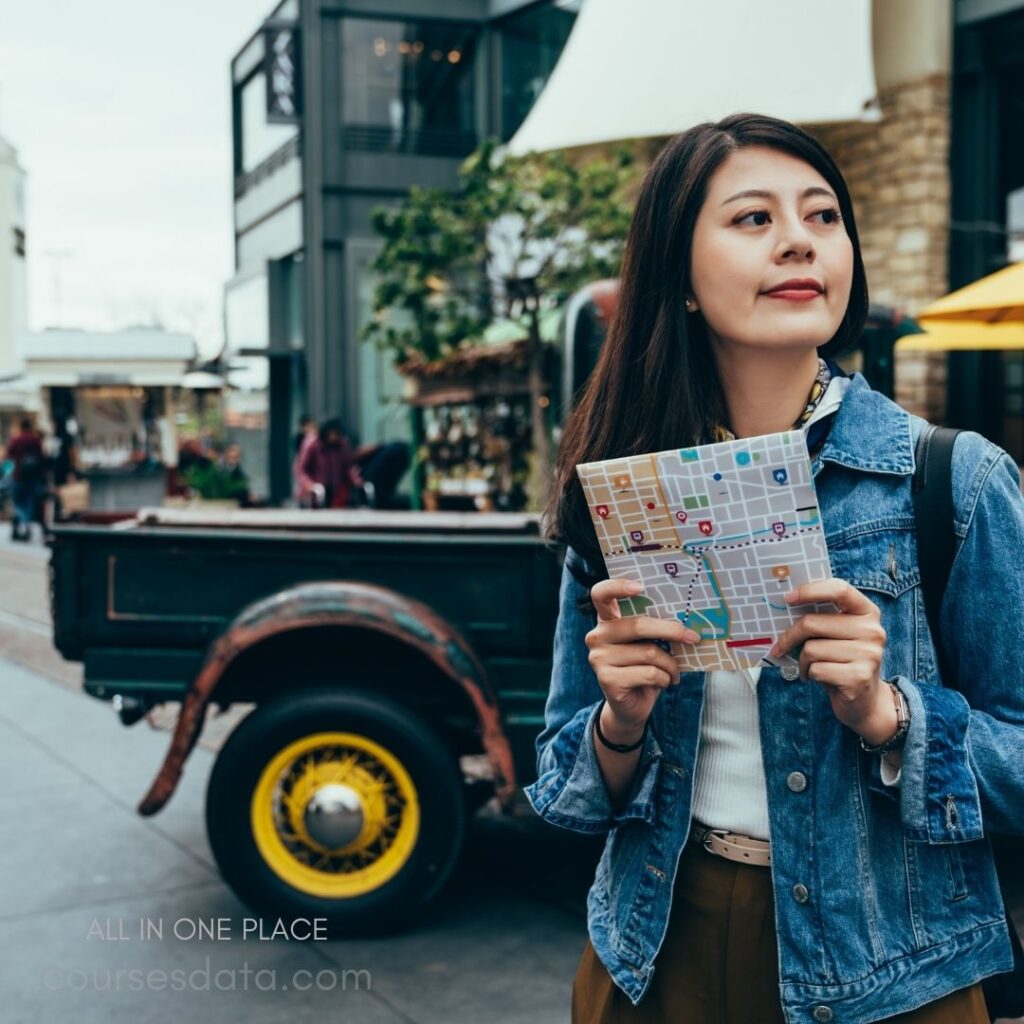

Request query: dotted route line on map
[
  {"left": 684, "top": 558, "right": 703, "bottom": 614},
  {"left": 602, "top": 524, "right": 820, "bottom": 558},
  {"left": 685, "top": 525, "right": 819, "bottom": 554}
]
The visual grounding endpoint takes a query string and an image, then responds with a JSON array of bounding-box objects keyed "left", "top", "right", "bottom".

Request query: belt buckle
[{"left": 700, "top": 826, "right": 726, "bottom": 855}]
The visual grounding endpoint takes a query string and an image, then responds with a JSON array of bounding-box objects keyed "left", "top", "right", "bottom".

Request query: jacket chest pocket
[{"left": 827, "top": 526, "right": 924, "bottom": 680}]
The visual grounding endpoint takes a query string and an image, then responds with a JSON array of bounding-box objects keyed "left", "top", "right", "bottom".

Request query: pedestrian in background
[
  {"left": 7, "top": 417, "right": 46, "bottom": 542},
  {"left": 219, "top": 442, "right": 252, "bottom": 507},
  {"left": 292, "top": 413, "right": 319, "bottom": 505},
  {"left": 352, "top": 438, "right": 411, "bottom": 509},
  {"left": 298, "top": 418, "right": 361, "bottom": 509},
  {"left": 293, "top": 413, "right": 317, "bottom": 459}
]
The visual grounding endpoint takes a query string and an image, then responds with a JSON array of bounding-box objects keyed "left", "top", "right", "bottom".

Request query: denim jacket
[{"left": 523, "top": 372, "right": 1024, "bottom": 1024}]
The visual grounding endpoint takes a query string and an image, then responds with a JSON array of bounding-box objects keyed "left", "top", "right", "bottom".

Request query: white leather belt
[{"left": 689, "top": 821, "right": 772, "bottom": 868}]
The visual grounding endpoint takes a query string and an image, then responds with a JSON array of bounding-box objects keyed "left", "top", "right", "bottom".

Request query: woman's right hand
[{"left": 585, "top": 578, "right": 702, "bottom": 735}]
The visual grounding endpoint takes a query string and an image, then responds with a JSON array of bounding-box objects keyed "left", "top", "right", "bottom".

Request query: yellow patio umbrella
[
  {"left": 915, "top": 260, "right": 1024, "bottom": 324},
  {"left": 895, "top": 320, "right": 1024, "bottom": 352}
]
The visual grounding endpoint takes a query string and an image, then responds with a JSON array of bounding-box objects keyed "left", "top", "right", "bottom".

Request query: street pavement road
[{"left": 0, "top": 532, "right": 602, "bottom": 1023}]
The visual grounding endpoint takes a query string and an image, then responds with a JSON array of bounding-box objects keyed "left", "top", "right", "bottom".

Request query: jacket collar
[{"left": 813, "top": 371, "right": 915, "bottom": 477}]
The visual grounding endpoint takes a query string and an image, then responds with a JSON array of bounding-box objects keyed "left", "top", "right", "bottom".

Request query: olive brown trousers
[{"left": 571, "top": 833, "right": 989, "bottom": 1024}]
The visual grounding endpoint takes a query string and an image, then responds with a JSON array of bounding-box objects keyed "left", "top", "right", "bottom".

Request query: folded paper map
[{"left": 575, "top": 430, "right": 835, "bottom": 674}]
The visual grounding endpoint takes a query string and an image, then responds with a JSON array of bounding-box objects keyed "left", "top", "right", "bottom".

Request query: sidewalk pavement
[{"left": 0, "top": 654, "right": 591, "bottom": 1024}]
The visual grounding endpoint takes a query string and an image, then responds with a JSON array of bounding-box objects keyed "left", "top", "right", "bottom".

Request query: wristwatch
[{"left": 859, "top": 681, "right": 911, "bottom": 755}]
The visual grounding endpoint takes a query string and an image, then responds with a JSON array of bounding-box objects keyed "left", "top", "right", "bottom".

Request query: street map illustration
[{"left": 576, "top": 430, "right": 834, "bottom": 673}]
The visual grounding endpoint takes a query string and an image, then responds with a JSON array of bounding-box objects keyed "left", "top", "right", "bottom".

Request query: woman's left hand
[{"left": 768, "top": 578, "right": 896, "bottom": 745}]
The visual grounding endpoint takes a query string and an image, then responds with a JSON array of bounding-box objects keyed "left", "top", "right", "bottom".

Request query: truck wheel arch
[{"left": 137, "top": 581, "right": 516, "bottom": 817}]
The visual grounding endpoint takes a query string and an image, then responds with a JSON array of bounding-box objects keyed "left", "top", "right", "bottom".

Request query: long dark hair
[{"left": 543, "top": 113, "right": 869, "bottom": 593}]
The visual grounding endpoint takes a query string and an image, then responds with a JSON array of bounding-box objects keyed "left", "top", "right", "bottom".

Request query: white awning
[
  {"left": 19, "top": 327, "right": 197, "bottom": 388},
  {"left": 0, "top": 375, "right": 41, "bottom": 413},
  {"left": 507, "top": 0, "right": 878, "bottom": 155}
]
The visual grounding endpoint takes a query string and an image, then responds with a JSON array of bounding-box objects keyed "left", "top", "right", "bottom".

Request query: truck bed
[{"left": 48, "top": 509, "right": 560, "bottom": 748}]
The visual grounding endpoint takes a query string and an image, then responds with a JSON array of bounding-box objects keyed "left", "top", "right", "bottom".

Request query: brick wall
[{"left": 811, "top": 72, "right": 951, "bottom": 422}]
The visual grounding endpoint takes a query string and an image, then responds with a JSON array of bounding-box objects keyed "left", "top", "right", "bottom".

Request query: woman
[{"left": 523, "top": 113, "right": 1024, "bottom": 1024}]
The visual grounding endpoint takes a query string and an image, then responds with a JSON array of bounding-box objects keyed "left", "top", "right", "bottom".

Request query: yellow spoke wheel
[
  {"left": 206, "top": 688, "right": 466, "bottom": 935},
  {"left": 251, "top": 732, "right": 420, "bottom": 898}
]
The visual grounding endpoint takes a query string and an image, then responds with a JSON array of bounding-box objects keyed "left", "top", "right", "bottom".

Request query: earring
[{"left": 685, "top": 298, "right": 696, "bottom": 312}]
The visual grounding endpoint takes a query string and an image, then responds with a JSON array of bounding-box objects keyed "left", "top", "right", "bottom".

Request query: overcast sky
[{"left": 0, "top": 0, "right": 275, "bottom": 359}]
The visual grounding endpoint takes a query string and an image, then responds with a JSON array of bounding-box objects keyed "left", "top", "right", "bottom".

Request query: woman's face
[{"left": 688, "top": 145, "right": 854, "bottom": 352}]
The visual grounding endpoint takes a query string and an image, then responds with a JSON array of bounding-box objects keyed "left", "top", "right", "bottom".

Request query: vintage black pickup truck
[
  {"left": 43, "top": 279, "right": 628, "bottom": 937},
  {"left": 49, "top": 507, "right": 563, "bottom": 934}
]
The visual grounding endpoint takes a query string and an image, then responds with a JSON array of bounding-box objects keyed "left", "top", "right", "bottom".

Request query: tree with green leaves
[{"left": 362, "top": 138, "right": 636, "bottom": 508}]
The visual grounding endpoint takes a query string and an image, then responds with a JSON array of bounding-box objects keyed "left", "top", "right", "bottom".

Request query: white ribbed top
[
  {"left": 688, "top": 373, "right": 853, "bottom": 841},
  {"left": 690, "top": 665, "right": 771, "bottom": 839}
]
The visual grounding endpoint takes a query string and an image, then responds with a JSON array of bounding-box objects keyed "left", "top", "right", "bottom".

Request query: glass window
[
  {"left": 240, "top": 72, "right": 298, "bottom": 173},
  {"left": 225, "top": 270, "right": 269, "bottom": 354},
  {"left": 499, "top": 0, "right": 577, "bottom": 142},
  {"left": 351, "top": 243, "right": 412, "bottom": 449},
  {"left": 340, "top": 18, "right": 479, "bottom": 157}
]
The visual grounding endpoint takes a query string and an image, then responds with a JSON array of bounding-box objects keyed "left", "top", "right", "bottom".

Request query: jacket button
[
  {"left": 781, "top": 664, "right": 800, "bottom": 681},
  {"left": 787, "top": 771, "right": 807, "bottom": 792},
  {"left": 812, "top": 1006, "right": 834, "bottom": 1023},
  {"left": 792, "top": 883, "right": 810, "bottom": 904}
]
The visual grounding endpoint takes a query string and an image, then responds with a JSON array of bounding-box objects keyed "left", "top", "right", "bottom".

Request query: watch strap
[{"left": 859, "top": 681, "right": 910, "bottom": 755}]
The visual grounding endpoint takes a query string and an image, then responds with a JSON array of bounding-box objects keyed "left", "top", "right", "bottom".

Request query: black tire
[{"left": 205, "top": 687, "right": 466, "bottom": 936}]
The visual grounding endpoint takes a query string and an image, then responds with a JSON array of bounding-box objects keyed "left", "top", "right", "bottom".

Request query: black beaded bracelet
[{"left": 593, "top": 699, "right": 647, "bottom": 753}]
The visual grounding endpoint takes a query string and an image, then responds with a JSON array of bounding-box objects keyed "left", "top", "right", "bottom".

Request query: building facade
[
  {"left": 0, "top": 132, "right": 32, "bottom": 444},
  {"left": 817, "top": 0, "right": 1024, "bottom": 463},
  {"left": 0, "top": 133, "right": 27, "bottom": 375},
  {"left": 228, "top": 0, "right": 1024, "bottom": 504},
  {"left": 226, "top": 0, "right": 578, "bottom": 504}
]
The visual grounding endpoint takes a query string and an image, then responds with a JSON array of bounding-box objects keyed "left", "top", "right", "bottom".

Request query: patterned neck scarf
[{"left": 711, "top": 357, "right": 834, "bottom": 445}]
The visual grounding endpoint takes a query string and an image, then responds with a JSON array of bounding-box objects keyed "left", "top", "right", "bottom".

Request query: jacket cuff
[
  {"left": 522, "top": 699, "right": 663, "bottom": 833},
  {"left": 889, "top": 674, "right": 984, "bottom": 843}
]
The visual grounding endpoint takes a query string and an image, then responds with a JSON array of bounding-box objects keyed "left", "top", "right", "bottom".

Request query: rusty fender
[{"left": 136, "top": 581, "right": 515, "bottom": 816}]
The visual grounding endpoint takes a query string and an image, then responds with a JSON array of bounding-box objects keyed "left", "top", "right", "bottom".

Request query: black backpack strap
[
  {"left": 911, "top": 424, "right": 962, "bottom": 689},
  {"left": 913, "top": 423, "right": 1024, "bottom": 1020}
]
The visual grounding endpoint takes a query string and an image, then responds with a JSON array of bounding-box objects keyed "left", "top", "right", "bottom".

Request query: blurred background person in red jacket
[
  {"left": 297, "top": 418, "right": 361, "bottom": 509},
  {"left": 7, "top": 417, "right": 46, "bottom": 542}
]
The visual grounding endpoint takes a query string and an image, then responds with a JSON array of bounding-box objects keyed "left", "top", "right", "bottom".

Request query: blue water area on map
[{"left": 678, "top": 605, "right": 729, "bottom": 638}]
